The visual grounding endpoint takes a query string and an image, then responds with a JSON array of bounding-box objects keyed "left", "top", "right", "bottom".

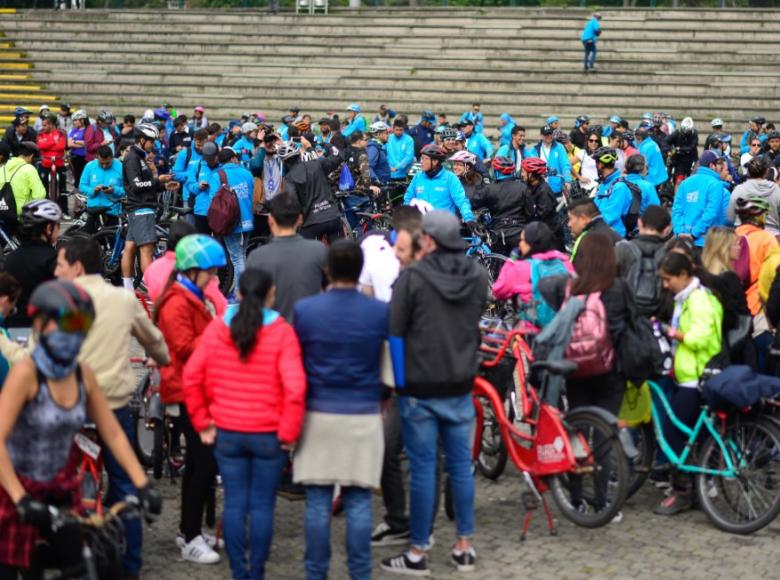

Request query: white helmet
[
  {"left": 135, "top": 122, "right": 159, "bottom": 141},
  {"left": 241, "top": 122, "right": 258, "bottom": 134},
  {"left": 681, "top": 117, "right": 695, "bottom": 132},
  {"left": 409, "top": 198, "right": 434, "bottom": 215},
  {"left": 711, "top": 118, "right": 723, "bottom": 127},
  {"left": 369, "top": 121, "right": 390, "bottom": 134},
  {"left": 276, "top": 140, "right": 301, "bottom": 160},
  {"left": 72, "top": 109, "right": 87, "bottom": 121},
  {"left": 141, "top": 109, "right": 155, "bottom": 122}
]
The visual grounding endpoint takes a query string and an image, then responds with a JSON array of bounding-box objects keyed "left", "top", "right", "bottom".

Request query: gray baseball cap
[{"left": 422, "top": 210, "right": 466, "bottom": 251}]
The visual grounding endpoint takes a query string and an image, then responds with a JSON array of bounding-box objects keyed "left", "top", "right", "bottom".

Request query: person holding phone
[{"left": 78, "top": 145, "right": 125, "bottom": 233}]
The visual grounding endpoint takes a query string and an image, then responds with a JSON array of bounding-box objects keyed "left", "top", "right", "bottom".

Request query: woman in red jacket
[
  {"left": 155, "top": 234, "right": 225, "bottom": 566},
  {"left": 36, "top": 113, "right": 66, "bottom": 202},
  {"left": 184, "top": 268, "right": 306, "bottom": 580}
]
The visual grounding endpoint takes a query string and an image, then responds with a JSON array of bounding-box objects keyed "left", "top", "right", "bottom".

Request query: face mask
[{"left": 32, "top": 330, "right": 86, "bottom": 380}]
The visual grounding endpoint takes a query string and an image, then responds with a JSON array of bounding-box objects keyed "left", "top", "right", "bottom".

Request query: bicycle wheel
[
  {"left": 626, "top": 421, "right": 656, "bottom": 499},
  {"left": 92, "top": 229, "right": 123, "bottom": 285},
  {"left": 548, "top": 408, "right": 630, "bottom": 528},
  {"left": 339, "top": 216, "right": 354, "bottom": 241},
  {"left": 476, "top": 395, "right": 508, "bottom": 480},
  {"left": 130, "top": 374, "right": 154, "bottom": 467},
  {"left": 477, "top": 253, "right": 507, "bottom": 286},
  {"left": 696, "top": 416, "right": 780, "bottom": 534},
  {"left": 152, "top": 419, "right": 165, "bottom": 480}
]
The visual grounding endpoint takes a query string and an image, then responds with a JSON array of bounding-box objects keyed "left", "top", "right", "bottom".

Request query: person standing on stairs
[{"left": 581, "top": 12, "right": 602, "bottom": 72}]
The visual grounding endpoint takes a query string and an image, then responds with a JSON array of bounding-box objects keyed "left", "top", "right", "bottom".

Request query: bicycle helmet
[
  {"left": 241, "top": 122, "right": 258, "bottom": 134},
  {"left": 449, "top": 150, "right": 477, "bottom": 166},
  {"left": 21, "top": 199, "right": 62, "bottom": 227},
  {"left": 441, "top": 127, "right": 459, "bottom": 142},
  {"left": 711, "top": 118, "right": 723, "bottom": 128},
  {"left": 641, "top": 112, "right": 654, "bottom": 121},
  {"left": 540, "top": 124, "right": 554, "bottom": 136},
  {"left": 455, "top": 130, "right": 467, "bottom": 142},
  {"left": 635, "top": 126, "right": 650, "bottom": 139},
  {"left": 491, "top": 156, "right": 516, "bottom": 176},
  {"left": 175, "top": 234, "right": 227, "bottom": 271},
  {"left": 735, "top": 194, "right": 771, "bottom": 216},
  {"left": 409, "top": 198, "right": 434, "bottom": 215},
  {"left": 135, "top": 122, "right": 159, "bottom": 141},
  {"left": 98, "top": 110, "right": 114, "bottom": 123},
  {"left": 554, "top": 129, "right": 570, "bottom": 143},
  {"left": 27, "top": 280, "right": 95, "bottom": 334},
  {"left": 621, "top": 130, "right": 635, "bottom": 142},
  {"left": 72, "top": 109, "right": 87, "bottom": 122},
  {"left": 768, "top": 130, "right": 780, "bottom": 141},
  {"left": 680, "top": 117, "right": 695, "bottom": 132},
  {"left": 14, "top": 106, "right": 31, "bottom": 117},
  {"left": 276, "top": 140, "right": 301, "bottom": 160},
  {"left": 521, "top": 157, "right": 548, "bottom": 176},
  {"left": 154, "top": 107, "right": 170, "bottom": 121},
  {"left": 591, "top": 147, "right": 618, "bottom": 165},
  {"left": 420, "top": 143, "right": 447, "bottom": 161},
  {"left": 751, "top": 115, "right": 766, "bottom": 126},
  {"left": 709, "top": 133, "right": 723, "bottom": 145},
  {"left": 546, "top": 115, "right": 559, "bottom": 125},
  {"left": 608, "top": 115, "right": 622, "bottom": 124},
  {"left": 368, "top": 121, "right": 390, "bottom": 134},
  {"left": 345, "top": 103, "right": 361, "bottom": 113},
  {"left": 575, "top": 115, "right": 590, "bottom": 128}
]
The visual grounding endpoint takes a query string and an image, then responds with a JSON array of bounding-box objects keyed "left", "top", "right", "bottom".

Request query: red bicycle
[{"left": 473, "top": 327, "right": 630, "bottom": 537}]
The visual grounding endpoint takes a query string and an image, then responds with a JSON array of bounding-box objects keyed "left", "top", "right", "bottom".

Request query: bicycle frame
[{"left": 646, "top": 380, "right": 739, "bottom": 477}]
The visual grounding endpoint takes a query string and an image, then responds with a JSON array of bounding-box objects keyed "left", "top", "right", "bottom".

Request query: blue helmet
[
  {"left": 609, "top": 115, "right": 622, "bottom": 124},
  {"left": 175, "top": 235, "right": 227, "bottom": 271},
  {"left": 345, "top": 103, "right": 361, "bottom": 113},
  {"left": 546, "top": 115, "right": 559, "bottom": 125}
]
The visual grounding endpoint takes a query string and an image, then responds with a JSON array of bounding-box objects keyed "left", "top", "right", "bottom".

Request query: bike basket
[
  {"left": 619, "top": 381, "right": 652, "bottom": 427},
  {"left": 478, "top": 356, "right": 515, "bottom": 400}
]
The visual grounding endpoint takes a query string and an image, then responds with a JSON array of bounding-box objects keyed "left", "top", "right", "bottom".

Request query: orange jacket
[{"left": 736, "top": 223, "right": 778, "bottom": 315}]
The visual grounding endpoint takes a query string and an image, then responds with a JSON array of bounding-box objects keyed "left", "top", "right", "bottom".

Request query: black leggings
[
  {"left": 300, "top": 218, "right": 345, "bottom": 242},
  {"left": 662, "top": 386, "right": 702, "bottom": 457},
  {"left": 179, "top": 404, "right": 218, "bottom": 542},
  {"left": 0, "top": 564, "right": 20, "bottom": 580}
]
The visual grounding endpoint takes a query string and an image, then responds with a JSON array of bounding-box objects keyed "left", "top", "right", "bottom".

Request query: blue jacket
[
  {"left": 672, "top": 166, "right": 723, "bottom": 246},
  {"left": 467, "top": 132, "right": 494, "bottom": 160},
  {"left": 186, "top": 158, "right": 218, "bottom": 216},
  {"left": 293, "top": 288, "right": 388, "bottom": 414},
  {"left": 172, "top": 146, "right": 202, "bottom": 192},
  {"left": 366, "top": 139, "right": 392, "bottom": 184},
  {"left": 529, "top": 141, "right": 571, "bottom": 194},
  {"left": 404, "top": 167, "right": 475, "bottom": 222},
  {"left": 638, "top": 138, "right": 668, "bottom": 187},
  {"left": 594, "top": 170, "right": 632, "bottom": 237},
  {"left": 387, "top": 132, "right": 415, "bottom": 179},
  {"left": 207, "top": 162, "right": 255, "bottom": 234},
  {"left": 230, "top": 135, "right": 255, "bottom": 167},
  {"left": 623, "top": 172, "right": 661, "bottom": 213},
  {"left": 740, "top": 130, "right": 767, "bottom": 155},
  {"left": 78, "top": 159, "right": 125, "bottom": 215},
  {"left": 581, "top": 17, "right": 601, "bottom": 42},
  {"left": 498, "top": 113, "right": 516, "bottom": 146},
  {"left": 409, "top": 123, "right": 435, "bottom": 152},
  {"left": 342, "top": 116, "right": 366, "bottom": 138},
  {"left": 459, "top": 110, "right": 484, "bottom": 133}
]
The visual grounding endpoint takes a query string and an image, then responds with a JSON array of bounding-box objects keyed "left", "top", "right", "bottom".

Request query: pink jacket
[
  {"left": 143, "top": 251, "right": 227, "bottom": 316},
  {"left": 492, "top": 250, "right": 574, "bottom": 303}
]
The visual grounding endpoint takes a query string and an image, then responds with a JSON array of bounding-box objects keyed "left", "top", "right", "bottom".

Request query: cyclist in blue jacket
[
  {"left": 459, "top": 103, "right": 483, "bottom": 134},
  {"left": 79, "top": 145, "right": 125, "bottom": 232},
  {"left": 671, "top": 150, "right": 724, "bottom": 247},
  {"left": 580, "top": 12, "right": 602, "bottom": 71},
  {"left": 230, "top": 122, "right": 258, "bottom": 168},
  {"left": 342, "top": 104, "right": 367, "bottom": 138},
  {"left": 463, "top": 120, "right": 493, "bottom": 161},
  {"left": 185, "top": 141, "right": 220, "bottom": 234},
  {"left": 387, "top": 119, "right": 415, "bottom": 180},
  {"left": 528, "top": 125, "right": 571, "bottom": 196},
  {"left": 366, "top": 122, "right": 392, "bottom": 185},
  {"left": 636, "top": 127, "right": 668, "bottom": 188},
  {"left": 592, "top": 147, "right": 633, "bottom": 237},
  {"left": 498, "top": 113, "right": 516, "bottom": 147}
]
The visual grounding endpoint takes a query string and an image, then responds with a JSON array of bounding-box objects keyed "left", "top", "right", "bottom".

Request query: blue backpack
[{"left": 527, "top": 257, "right": 569, "bottom": 327}]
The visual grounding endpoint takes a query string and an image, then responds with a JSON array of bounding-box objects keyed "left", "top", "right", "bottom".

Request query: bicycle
[
  {"left": 464, "top": 233, "right": 507, "bottom": 286},
  {"left": 626, "top": 378, "right": 780, "bottom": 534},
  {"left": 74, "top": 423, "right": 106, "bottom": 516},
  {"left": 472, "top": 327, "right": 630, "bottom": 536},
  {"left": 334, "top": 189, "right": 393, "bottom": 240},
  {"left": 0, "top": 219, "right": 19, "bottom": 254}
]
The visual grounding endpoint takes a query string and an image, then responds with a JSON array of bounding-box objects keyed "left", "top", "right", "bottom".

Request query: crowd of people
[{"left": 1, "top": 95, "right": 780, "bottom": 579}]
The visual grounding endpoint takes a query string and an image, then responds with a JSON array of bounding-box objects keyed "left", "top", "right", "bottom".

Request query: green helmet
[
  {"left": 735, "top": 194, "right": 771, "bottom": 216},
  {"left": 175, "top": 234, "right": 227, "bottom": 271}
]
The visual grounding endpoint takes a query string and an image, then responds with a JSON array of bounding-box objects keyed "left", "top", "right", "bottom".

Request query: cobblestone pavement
[{"left": 141, "top": 467, "right": 780, "bottom": 580}]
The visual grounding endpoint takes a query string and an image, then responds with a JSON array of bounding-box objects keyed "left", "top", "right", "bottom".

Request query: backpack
[
  {"left": 563, "top": 288, "right": 614, "bottom": 377},
  {"left": 616, "top": 298, "right": 668, "bottom": 384},
  {"left": 527, "top": 257, "right": 570, "bottom": 327},
  {"left": 618, "top": 240, "right": 665, "bottom": 317},
  {"left": 207, "top": 170, "right": 240, "bottom": 236},
  {"left": 0, "top": 165, "right": 23, "bottom": 227},
  {"left": 338, "top": 162, "right": 355, "bottom": 192},
  {"left": 608, "top": 177, "right": 642, "bottom": 239}
]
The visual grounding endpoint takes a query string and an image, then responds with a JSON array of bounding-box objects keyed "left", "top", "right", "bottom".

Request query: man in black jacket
[
  {"left": 3, "top": 117, "right": 37, "bottom": 156},
  {"left": 568, "top": 197, "right": 621, "bottom": 260},
  {"left": 121, "top": 123, "right": 174, "bottom": 290},
  {"left": 383, "top": 211, "right": 488, "bottom": 576}
]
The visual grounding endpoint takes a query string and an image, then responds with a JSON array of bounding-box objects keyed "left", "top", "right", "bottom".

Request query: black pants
[
  {"left": 180, "top": 404, "right": 218, "bottom": 542},
  {"left": 70, "top": 156, "right": 87, "bottom": 187},
  {"left": 193, "top": 214, "right": 210, "bottom": 235},
  {"left": 83, "top": 212, "right": 118, "bottom": 234},
  {"left": 662, "top": 386, "right": 702, "bottom": 457},
  {"left": 300, "top": 218, "right": 344, "bottom": 242}
]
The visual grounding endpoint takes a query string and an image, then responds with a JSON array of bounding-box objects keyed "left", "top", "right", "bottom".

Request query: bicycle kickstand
[{"left": 540, "top": 494, "right": 558, "bottom": 537}]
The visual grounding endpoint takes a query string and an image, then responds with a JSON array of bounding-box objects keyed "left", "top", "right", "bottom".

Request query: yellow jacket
[
  {"left": 758, "top": 246, "right": 780, "bottom": 304},
  {"left": 0, "top": 157, "right": 46, "bottom": 215}
]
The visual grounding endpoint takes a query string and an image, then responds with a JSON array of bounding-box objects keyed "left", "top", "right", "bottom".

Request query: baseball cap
[
  {"left": 201, "top": 141, "right": 219, "bottom": 160},
  {"left": 699, "top": 150, "right": 720, "bottom": 167},
  {"left": 422, "top": 210, "right": 466, "bottom": 252},
  {"left": 540, "top": 125, "right": 554, "bottom": 136}
]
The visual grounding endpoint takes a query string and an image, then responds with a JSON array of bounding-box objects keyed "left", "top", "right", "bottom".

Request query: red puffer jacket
[
  {"left": 37, "top": 129, "right": 66, "bottom": 168},
  {"left": 183, "top": 313, "right": 307, "bottom": 444},
  {"left": 156, "top": 283, "right": 214, "bottom": 404}
]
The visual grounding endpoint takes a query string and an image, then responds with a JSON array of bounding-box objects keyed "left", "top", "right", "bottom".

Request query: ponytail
[{"left": 230, "top": 268, "right": 274, "bottom": 361}]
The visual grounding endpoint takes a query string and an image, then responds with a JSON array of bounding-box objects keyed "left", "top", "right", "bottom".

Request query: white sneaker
[
  {"left": 610, "top": 511, "right": 623, "bottom": 524},
  {"left": 176, "top": 532, "right": 224, "bottom": 550},
  {"left": 181, "top": 535, "right": 220, "bottom": 564}
]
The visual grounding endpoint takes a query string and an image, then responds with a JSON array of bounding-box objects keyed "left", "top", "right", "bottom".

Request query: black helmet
[
  {"left": 751, "top": 116, "right": 766, "bottom": 126},
  {"left": 635, "top": 127, "right": 650, "bottom": 139},
  {"left": 591, "top": 147, "right": 618, "bottom": 165},
  {"left": 27, "top": 280, "right": 95, "bottom": 334},
  {"left": 420, "top": 143, "right": 448, "bottom": 161},
  {"left": 768, "top": 130, "right": 780, "bottom": 141},
  {"left": 575, "top": 115, "right": 590, "bottom": 127}
]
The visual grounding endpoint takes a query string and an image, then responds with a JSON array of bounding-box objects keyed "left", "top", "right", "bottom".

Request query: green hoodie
[
  {"left": 674, "top": 287, "right": 723, "bottom": 386},
  {"left": 0, "top": 157, "right": 46, "bottom": 216}
]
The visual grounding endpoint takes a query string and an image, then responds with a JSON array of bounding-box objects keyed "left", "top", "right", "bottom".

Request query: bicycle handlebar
[{"left": 479, "top": 327, "right": 537, "bottom": 368}]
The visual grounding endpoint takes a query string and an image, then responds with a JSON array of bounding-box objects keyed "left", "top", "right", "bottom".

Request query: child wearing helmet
[{"left": 449, "top": 150, "right": 483, "bottom": 199}]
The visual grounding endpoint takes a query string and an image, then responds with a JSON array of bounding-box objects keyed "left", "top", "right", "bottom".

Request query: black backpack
[
  {"left": 619, "top": 240, "right": 665, "bottom": 317},
  {"left": 0, "top": 165, "right": 23, "bottom": 227},
  {"left": 611, "top": 177, "right": 642, "bottom": 240}
]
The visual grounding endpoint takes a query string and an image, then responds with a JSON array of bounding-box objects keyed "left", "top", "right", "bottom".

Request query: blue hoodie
[
  {"left": 672, "top": 166, "right": 723, "bottom": 246},
  {"left": 528, "top": 140, "right": 571, "bottom": 194},
  {"left": 342, "top": 115, "right": 366, "bottom": 138},
  {"left": 230, "top": 135, "right": 255, "bottom": 167},
  {"left": 638, "top": 138, "right": 668, "bottom": 187},
  {"left": 467, "top": 131, "right": 494, "bottom": 160},
  {"left": 386, "top": 132, "right": 415, "bottom": 179},
  {"left": 459, "top": 110, "right": 484, "bottom": 134},
  {"left": 78, "top": 158, "right": 125, "bottom": 215},
  {"left": 185, "top": 158, "right": 218, "bottom": 216},
  {"left": 366, "top": 139, "right": 392, "bottom": 184},
  {"left": 172, "top": 146, "right": 202, "bottom": 191},
  {"left": 740, "top": 129, "right": 767, "bottom": 155},
  {"left": 623, "top": 172, "right": 661, "bottom": 213},
  {"left": 498, "top": 113, "right": 516, "bottom": 147},
  {"left": 404, "top": 167, "right": 475, "bottom": 222},
  {"left": 594, "top": 170, "right": 632, "bottom": 237},
  {"left": 581, "top": 17, "right": 601, "bottom": 43},
  {"left": 207, "top": 162, "right": 255, "bottom": 234}
]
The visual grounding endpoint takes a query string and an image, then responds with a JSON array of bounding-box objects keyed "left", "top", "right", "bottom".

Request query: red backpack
[
  {"left": 563, "top": 286, "right": 614, "bottom": 377},
  {"left": 207, "top": 170, "right": 240, "bottom": 236}
]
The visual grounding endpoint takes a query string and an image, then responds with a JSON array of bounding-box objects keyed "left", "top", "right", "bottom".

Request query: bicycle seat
[
  {"left": 169, "top": 206, "right": 193, "bottom": 216},
  {"left": 86, "top": 206, "right": 112, "bottom": 216},
  {"left": 531, "top": 360, "right": 578, "bottom": 377}
]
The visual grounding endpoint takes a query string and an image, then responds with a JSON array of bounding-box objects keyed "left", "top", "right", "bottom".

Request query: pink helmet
[{"left": 449, "top": 150, "right": 477, "bottom": 166}]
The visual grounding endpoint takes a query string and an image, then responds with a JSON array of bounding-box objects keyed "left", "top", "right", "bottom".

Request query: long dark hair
[
  {"left": 231, "top": 268, "right": 274, "bottom": 361},
  {"left": 571, "top": 232, "right": 616, "bottom": 294}
]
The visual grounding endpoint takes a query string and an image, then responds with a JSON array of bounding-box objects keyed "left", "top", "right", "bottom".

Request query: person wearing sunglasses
[
  {"left": 740, "top": 138, "right": 763, "bottom": 177},
  {"left": 0, "top": 280, "right": 161, "bottom": 579},
  {"left": 577, "top": 130, "right": 602, "bottom": 193}
]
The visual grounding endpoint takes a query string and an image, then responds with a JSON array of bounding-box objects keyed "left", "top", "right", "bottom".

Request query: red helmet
[
  {"left": 521, "top": 157, "right": 547, "bottom": 176},
  {"left": 420, "top": 143, "right": 447, "bottom": 161},
  {"left": 491, "top": 156, "right": 515, "bottom": 176}
]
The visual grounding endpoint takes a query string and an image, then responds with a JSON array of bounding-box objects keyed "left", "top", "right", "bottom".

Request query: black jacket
[
  {"left": 390, "top": 251, "right": 489, "bottom": 398},
  {"left": 123, "top": 145, "right": 161, "bottom": 212},
  {"left": 3, "top": 126, "right": 37, "bottom": 156},
  {"left": 4, "top": 240, "right": 56, "bottom": 327},
  {"left": 284, "top": 155, "right": 342, "bottom": 227},
  {"left": 583, "top": 216, "right": 622, "bottom": 246},
  {"left": 471, "top": 177, "right": 534, "bottom": 239},
  {"left": 570, "top": 127, "right": 588, "bottom": 150}
]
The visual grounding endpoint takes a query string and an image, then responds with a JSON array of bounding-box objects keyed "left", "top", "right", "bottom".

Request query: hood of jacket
[
  {"left": 500, "top": 113, "right": 516, "bottom": 126},
  {"left": 410, "top": 251, "right": 484, "bottom": 302},
  {"left": 737, "top": 178, "right": 779, "bottom": 198}
]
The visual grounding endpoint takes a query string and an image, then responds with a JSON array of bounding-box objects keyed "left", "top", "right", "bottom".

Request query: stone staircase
[{"left": 2, "top": 6, "right": 780, "bottom": 138}]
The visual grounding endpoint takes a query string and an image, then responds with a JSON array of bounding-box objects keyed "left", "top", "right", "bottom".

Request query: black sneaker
[
  {"left": 381, "top": 552, "right": 430, "bottom": 577},
  {"left": 371, "top": 521, "right": 410, "bottom": 546},
  {"left": 451, "top": 547, "right": 476, "bottom": 572}
]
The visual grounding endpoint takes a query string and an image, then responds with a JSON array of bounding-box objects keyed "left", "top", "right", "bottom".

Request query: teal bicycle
[{"left": 637, "top": 379, "right": 780, "bottom": 534}]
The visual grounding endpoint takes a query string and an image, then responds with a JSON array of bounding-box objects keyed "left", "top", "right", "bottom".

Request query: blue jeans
[
  {"left": 399, "top": 394, "right": 475, "bottom": 548},
  {"left": 344, "top": 194, "right": 370, "bottom": 230},
  {"left": 215, "top": 430, "right": 287, "bottom": 580},
  {"left": 223, "top": 232, "right": 248, "bottom": 294},
  {"left": 304, "top": 485, "right": 372, "bottom": 580},
  {"left": 102, "top": 406, "right": 142, "bottom": 576},
  {"left": 583, "top": 40, "right": 597, "bottom": 69}
]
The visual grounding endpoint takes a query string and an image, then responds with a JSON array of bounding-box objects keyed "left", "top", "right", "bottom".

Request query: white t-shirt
[{"left": 359, "top": 234, "right": 400, "bottom": 303}]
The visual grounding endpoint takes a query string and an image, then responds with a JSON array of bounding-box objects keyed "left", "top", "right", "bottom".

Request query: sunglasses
[
  {"left": 588, "top": 139, "right": 600, "bottom": 143},
  {"left": 28, "top": 307, "right": 94, "bottom": 334},
  {"left": 751, "top": 143, "right": 761, "bottom": 147}
]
